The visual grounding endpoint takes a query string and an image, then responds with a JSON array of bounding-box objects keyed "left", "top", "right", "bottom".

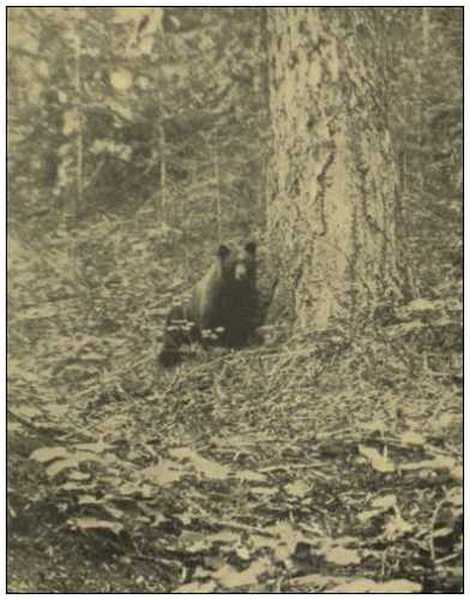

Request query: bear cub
[{"left": 158, "top": 241, "right": 259, "bottom": 367}]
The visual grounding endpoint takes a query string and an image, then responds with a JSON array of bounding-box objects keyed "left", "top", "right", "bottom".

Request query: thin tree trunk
[
  {"left": 159, "top": 120, "right": 167, "bottom": 220},
  {"left": 213, "top": 151, "right": 222, "bottom": 243},
  {"left": 74, "top": 17, "right": 83, "bottom": 223},
  {"left": 418, "top": 8, "right": 431, "bottom": 196},
  {"left": 157, "top": 21, "right": 167, "bottom": 222}
]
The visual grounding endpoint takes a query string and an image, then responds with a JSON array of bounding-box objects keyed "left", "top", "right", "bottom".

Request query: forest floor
[
  {"left": 8, "top": 231, "right": 463, "bottom": 592},
  {"left": 8, "top": 340, "right": 462, "bottom": 592}
]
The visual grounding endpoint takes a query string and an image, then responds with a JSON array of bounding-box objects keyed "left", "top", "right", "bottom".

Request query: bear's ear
[
  {"left": 245, "top": 241, "right": 257, "bottom": 255},
  {"left": 217, "top": 245, "right": 230, "bottom": 259}
]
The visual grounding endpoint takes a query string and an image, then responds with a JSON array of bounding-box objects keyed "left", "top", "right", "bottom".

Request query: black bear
[{"left": 158, "top": 241, "right": 259, "bottom": 367}]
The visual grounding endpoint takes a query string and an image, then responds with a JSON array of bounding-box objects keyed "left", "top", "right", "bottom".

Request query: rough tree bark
[{"left": 266, "top": 8, "right": 406, "bottom": 330}]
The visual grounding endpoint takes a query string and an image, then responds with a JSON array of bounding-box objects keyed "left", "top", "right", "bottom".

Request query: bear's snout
[{"left": 234, "top": 263, "right": 247, "bottom": 280}]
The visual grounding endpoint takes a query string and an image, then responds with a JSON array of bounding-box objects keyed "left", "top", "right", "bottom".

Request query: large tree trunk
[{"left": 266, "top": 8, "right": 406, "bottom": 330}]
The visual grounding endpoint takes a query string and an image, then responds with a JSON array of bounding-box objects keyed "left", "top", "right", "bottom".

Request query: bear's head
[{"left": 216, "top": 241, "right": 257, "bottom": 284}]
